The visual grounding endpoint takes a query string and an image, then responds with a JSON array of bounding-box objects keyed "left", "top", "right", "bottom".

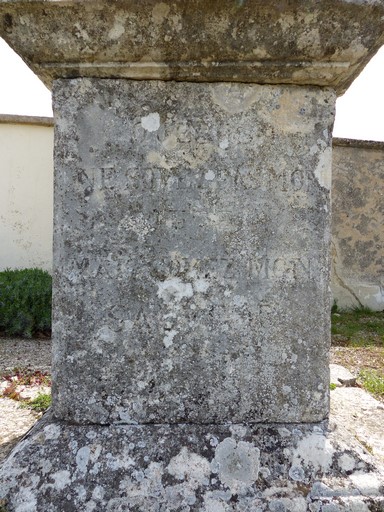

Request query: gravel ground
[
  {"left": 0, "top": 338, "right": 52, "bottom": 461},
  {"left": 0, "top": 398, "right": 41, "bottom": 462},
  {"left": 1, "top": 339, "right": 384, "bottom": 468},
  {"left": 0, "top": 337, "right": 52, "bottom": 375}
]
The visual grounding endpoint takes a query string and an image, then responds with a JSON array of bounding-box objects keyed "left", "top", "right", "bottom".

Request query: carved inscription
[
  {"left": 152, "top": 253, "right": 315, "bottom": 282},
  {"left": 69, "top": 252, "right": 317, "bottom": 290},
  {"left": 76, "top": 165, "right": 311, "bottom": 203},
  {"left": 71, "top": 164, "right": 318, "bottom": 286}
]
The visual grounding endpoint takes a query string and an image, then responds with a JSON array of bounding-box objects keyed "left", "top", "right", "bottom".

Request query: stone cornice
[{"left": 1, "top": 1, "right": 384, "bottom": 94}]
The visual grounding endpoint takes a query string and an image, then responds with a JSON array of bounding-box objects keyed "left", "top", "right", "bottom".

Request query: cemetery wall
[{"left": 0, "top": 117, "right": 382, "bottom": 311}]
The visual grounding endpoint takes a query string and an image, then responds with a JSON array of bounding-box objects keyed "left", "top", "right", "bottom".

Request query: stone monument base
[{"left": 1, "top": 415, "right": 383, "bottom": 511}]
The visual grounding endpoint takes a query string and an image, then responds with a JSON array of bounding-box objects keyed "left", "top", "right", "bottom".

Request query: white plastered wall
[{"left": 0, "top": 116, "right": 53, "bottom": 272}]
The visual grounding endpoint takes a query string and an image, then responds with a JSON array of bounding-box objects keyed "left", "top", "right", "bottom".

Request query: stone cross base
[
  {"left": 0, "top": 78, "right": 373, "bottom": 512},
  {"left": 1, "top": 1, "right": 384, "bottom": 509},
  {"left": 1, "top": 416, "right": 383, "bottom": 511}
]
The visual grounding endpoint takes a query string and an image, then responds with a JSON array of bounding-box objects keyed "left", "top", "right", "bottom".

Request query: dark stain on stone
[{"left": 2, "top": 13, "right": 13, "bottom": 33}]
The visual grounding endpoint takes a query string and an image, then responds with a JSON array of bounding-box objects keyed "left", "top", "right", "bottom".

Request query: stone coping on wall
[
  {"left": 0, "top": 113, "right": 53, "bottom": 127},
  {"left": 333, "top": 137, "right": 384, "bottom": 151}
]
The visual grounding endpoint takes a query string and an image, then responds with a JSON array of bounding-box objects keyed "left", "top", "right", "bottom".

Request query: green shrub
[{"left": 0, "top": 269, "right": 52, "bottom": 338}]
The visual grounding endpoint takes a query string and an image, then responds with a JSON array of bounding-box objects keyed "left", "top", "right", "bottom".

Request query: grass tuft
[
  {"left": 331, "top": 306, "right": 384, "bottom": 347},
  {"left": 20, "top": 392, "right": 52, "bottom": 413},
  {"left": 358, "top": 369, "right": 384, "bottom": 400}
]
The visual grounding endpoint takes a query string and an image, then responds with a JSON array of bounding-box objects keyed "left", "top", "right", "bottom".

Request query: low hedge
[{"left": 0, "top": 268, "right": 52, "bottom": 338}]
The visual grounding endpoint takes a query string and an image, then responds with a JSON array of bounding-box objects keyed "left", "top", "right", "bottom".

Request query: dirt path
[{"left": 331, "top": 345, "right": 384, "bottom": 384}]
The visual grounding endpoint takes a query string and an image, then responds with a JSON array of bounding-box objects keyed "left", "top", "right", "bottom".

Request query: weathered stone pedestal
[
  {"left": 52, "top": 79, "right": 332, "bottom": 427},
  {"left": 1, "top": 1, "right": 384, "bottom": 510}
]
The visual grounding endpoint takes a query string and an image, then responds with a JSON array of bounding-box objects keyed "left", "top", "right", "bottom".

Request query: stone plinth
[
  {"left": 1, "top": 1, "right": 384, "bottom": 510},
  {"left": 2, "top": 415, "right": 384, "bottom": 511},
  {"left": 52, "top": 79, "right": 332, "bottom": 426}
]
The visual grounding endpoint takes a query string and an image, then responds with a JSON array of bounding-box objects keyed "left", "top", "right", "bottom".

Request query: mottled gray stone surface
[
  {"left": 1, "top": 415, "right": 383, "bottom": 511},
  {"left": 1, "top": 1, "right": 384, "bottom": 94},
  {"left": 331, "top": 139, "right": 384, "bottom": 311},
  {"left": 51, "top": 79, "right": 333, "bottom": 425}
]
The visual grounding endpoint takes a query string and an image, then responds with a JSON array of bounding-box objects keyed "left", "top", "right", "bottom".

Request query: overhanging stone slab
[{"left": 1, "top": 1, "right": 384, "bottom": 94}]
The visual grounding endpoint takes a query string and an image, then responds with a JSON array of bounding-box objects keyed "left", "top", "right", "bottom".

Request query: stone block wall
[{"left": 332, "top": 139, "right": 384, "bottom": 311}]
